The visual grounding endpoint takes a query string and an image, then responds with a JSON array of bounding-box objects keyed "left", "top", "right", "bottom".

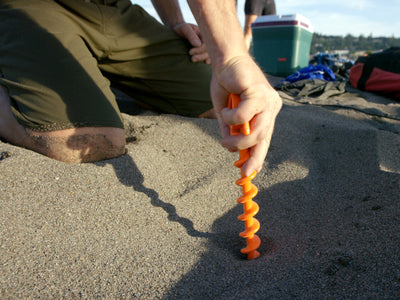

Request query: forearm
[
  {"left": 187, "top": 0, "right": 247, "bottom": 68},
  {"left": 151, "top": 0, "right": 185, "bottom": 28},
  {"left": 244, "top": 14, "right": 258, "bottom": 35}
]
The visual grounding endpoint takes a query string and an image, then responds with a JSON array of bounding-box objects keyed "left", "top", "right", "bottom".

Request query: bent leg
[
  {"left": 0, "top": 2, "right": 126, "bottom": 162},
  {"left": 94, "top": 3, "right": 214, "bottom": 117},
  {"left": 26, "top": 127, "right": 126, "bottom": 163},
  {"left": 0, "top": 85, "right": 126, "bottom": 163},
  {"left": 0, "top": 85, "right": 31, "bottom": 148}
]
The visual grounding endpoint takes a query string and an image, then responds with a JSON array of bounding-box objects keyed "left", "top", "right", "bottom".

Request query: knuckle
[{"left": 234, "top": 110, "right": 249, "bottom": 125}]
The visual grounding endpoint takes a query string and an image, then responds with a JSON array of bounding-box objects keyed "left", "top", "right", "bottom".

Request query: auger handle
[{"left": 228, "top": 94, "right": 250, "bottom": 136}]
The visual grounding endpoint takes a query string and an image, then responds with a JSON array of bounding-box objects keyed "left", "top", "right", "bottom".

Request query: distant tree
[{"left": 310, "top": 33, "right": 400, "bottom": 58}]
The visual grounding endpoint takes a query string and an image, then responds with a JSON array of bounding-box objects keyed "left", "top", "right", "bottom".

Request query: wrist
[
  {"left": 212, "top": 52, "right": 250, "bottom": 71},
  {"left": 208, "top": 33, "right": 248, "bottom": 68}
]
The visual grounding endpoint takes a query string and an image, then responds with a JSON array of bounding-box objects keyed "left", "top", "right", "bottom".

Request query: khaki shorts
[{"left": 0, "top": 0, "right": 212, "bottom": 131}]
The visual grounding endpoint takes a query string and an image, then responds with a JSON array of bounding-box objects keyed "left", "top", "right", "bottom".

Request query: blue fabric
[{"left": 283, "top": 65, "right": 336, "bottom": 83}]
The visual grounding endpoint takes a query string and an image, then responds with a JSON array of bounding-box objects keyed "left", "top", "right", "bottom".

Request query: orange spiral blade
[
  {"left": 239, "top": 218, "right": 260, "bottom": 238},
  {"left": 241, "top": 235, "right": 261, "bottom": 259},
  {"left": 228, "top": 93, "right": 261, "bottom": 260}
]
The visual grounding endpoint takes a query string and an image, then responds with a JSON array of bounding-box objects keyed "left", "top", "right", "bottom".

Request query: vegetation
[{"left": 311, "top": 33, "right": 400, "bottom": 59}]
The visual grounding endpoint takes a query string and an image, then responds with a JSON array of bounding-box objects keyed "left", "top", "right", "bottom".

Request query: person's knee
[
  {"left": 27, "top": 127, "right": 127, "bottom": 163},
  {"left": 0, "top": 85, "right": 32, "bottom": 146}
]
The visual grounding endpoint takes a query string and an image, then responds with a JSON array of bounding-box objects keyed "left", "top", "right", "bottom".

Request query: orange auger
[{"left": 228, "top": 93, "right": 261, "bottom": 260}]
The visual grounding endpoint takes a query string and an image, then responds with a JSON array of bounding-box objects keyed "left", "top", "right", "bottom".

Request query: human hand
[
  {"left": 173, "top": 23, "right": 211, "bottom": 64},
  {"left": 211, "top": 55, "right": 282, "bottom": 177}
]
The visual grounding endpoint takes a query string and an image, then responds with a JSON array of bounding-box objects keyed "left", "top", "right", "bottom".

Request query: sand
[{"left": 1, "top": 79, "right": 399, "bottom": 299}]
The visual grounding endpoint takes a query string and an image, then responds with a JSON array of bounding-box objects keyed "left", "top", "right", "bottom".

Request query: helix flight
[{"left": 228, "top": 93, "right": 261, "bottom": 260}]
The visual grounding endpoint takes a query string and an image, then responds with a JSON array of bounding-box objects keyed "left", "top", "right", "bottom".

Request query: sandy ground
[{"left": 1, "top": 81, "right": 400, "bottom": 299}]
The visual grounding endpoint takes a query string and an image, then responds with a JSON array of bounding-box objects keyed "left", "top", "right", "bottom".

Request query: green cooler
[{"left": 251, "top": 14, "right": 314, "bottom": 77}]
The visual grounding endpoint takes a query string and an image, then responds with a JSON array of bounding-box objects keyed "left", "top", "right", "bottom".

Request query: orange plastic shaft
[{"left": 228, "top": 94, "right": 261, "bottom": 260}]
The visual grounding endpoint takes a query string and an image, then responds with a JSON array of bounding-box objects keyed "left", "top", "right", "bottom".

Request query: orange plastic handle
[{"left": 228, "top": 94, "right": 250, "bottom": 136}]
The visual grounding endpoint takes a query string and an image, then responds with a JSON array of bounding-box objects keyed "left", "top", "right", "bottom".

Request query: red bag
[{"left": 349, "top": 47, "right": 400, "bottom": 100}]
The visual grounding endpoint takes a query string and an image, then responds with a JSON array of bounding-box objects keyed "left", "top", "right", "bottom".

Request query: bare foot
[
  {"left": 198, "top": 108, "right": 217, "bottom": 119},
  {"left": 0, "top": 85, "right": 126, "bottom": 162}
]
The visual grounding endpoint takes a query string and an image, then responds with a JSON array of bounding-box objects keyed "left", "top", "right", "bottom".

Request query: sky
[{"left": 132, "top": 0, "right": 400, "bottom": 38}]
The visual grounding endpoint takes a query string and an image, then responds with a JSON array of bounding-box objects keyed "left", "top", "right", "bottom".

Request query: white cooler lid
[{"left": 252, "top": 14, "right": 314, "bottom": 33}]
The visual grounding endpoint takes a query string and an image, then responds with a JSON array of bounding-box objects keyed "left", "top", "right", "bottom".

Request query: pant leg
[
  {"left": 94, "top": 2, "right": 213, "bottom": 117},
  {"left": 0, "top": 0, "right": 124, "bottom": 131},
  {"left": 262, "top": 0, "right": 276, "bottom": 15}
]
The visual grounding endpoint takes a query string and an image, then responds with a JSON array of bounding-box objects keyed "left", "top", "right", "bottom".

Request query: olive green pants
[{"left": 0, "top": 0, "right": 212, "bottom": 131}]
